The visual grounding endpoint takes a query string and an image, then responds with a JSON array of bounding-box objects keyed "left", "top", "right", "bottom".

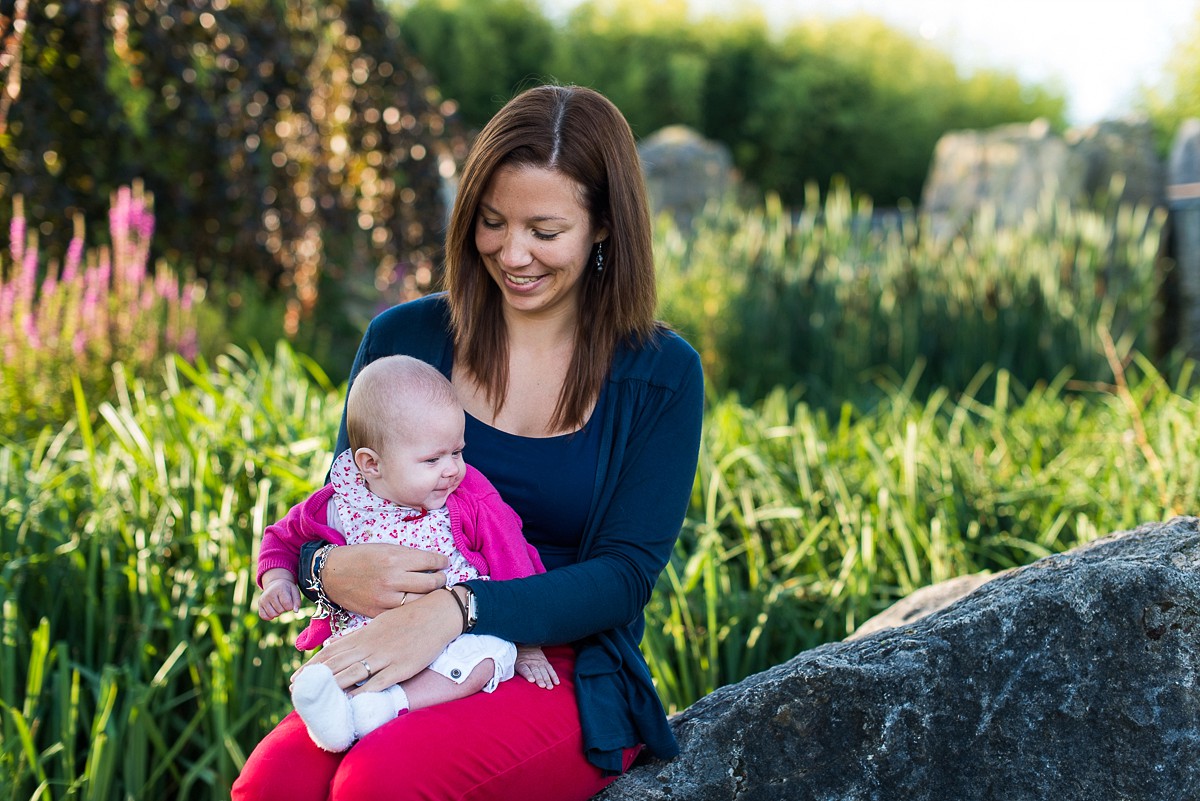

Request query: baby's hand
[
  {"left": 514, "top": 645, "right": 559, "bottom": 690},
  {"left": 258, "top": 576, "right": 302, "bottom": 621}
]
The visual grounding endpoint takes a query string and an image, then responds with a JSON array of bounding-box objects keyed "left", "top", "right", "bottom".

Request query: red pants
[{"left": 232, "top": 646, "right": 638, "bottom": 801}]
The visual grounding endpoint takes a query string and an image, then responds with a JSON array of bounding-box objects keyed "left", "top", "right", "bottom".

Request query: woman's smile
[
  {"left": 504, "top": 271, "right": 545, "bottom": 287},
  {"left": 475, "top": 164, "right": 605, "bottom": 318}
]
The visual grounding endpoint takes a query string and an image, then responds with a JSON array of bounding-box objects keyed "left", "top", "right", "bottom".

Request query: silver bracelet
[{"left": 304, "top": 543, "right": 345, "bottom": 617}]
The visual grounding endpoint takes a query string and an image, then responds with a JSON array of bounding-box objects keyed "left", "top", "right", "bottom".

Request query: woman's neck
[
  {"left": 501, "top": 305, "right": 577, "bottom": 355},
  {"left": 454, "top": 307, "right": 582, "bottom": 437}
]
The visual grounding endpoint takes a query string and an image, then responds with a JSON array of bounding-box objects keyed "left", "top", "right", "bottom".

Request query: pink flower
[
  {"left": 19, "top": 239, "right": 38, "bottom": 302},
  {"left": 22, "top": 314, "right": 40, "bottom": 349},
  {"left": 9, "top": 209, "right": 25, "bottom": 266},
  {"left": 63, "top": 235, "right": 84, "bottom": 283}
]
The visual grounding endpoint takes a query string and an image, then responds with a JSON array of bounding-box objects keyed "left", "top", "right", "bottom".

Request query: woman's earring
[{"left": 594, "top": 240, "right": 605, "bottom": 274}]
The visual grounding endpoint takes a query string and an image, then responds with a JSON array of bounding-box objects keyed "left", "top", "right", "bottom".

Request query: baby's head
[{"left": 345, "top": 356, "right": 466, "bottom": 510}]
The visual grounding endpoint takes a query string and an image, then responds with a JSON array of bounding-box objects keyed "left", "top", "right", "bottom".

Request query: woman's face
[{"left": 474, "top": 164, "right": 606, "bottom": 322}]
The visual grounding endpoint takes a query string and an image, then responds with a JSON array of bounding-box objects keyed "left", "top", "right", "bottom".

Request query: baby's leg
[
  {"left": 349, "top": 662, "right": 493, "bottom": 740},
  {"left": 351, "top": 635, "right": 516, "bottom": 739},
  {"left": 404, "top": 660, "right": 494, "bottom": 710}
]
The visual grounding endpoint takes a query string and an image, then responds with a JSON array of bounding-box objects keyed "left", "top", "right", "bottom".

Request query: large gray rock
[
  {"left": 601, "top": 518, "right": 1200, "bottom": 801},
  {"left": 846, "top": 570, "right": 997, "bottom": 641},
  {"left": 638, "top": 125, "right": 735, "bottom": 230},
  {"left": 920, "top": 119, "right": 1084, "bottom": 238},
  {"left": 920, "top": 117, "right": 1165, "bottom": 239},
  {"left": 1069, "top": 117, "right": 1165, "bottom": 208}
]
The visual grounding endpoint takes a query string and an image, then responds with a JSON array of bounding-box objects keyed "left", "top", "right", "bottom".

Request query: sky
[{"left": 545, "top": 0, "right": 1200, "bottom": 125}]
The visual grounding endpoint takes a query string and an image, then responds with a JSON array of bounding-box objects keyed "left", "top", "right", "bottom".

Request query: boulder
[
  {"left": 920, "top": 117, "right": 1166, "bottom": 239},
  {"left": 920, "top": 119, "right": 1084, "bottom": 239},
  {"left": 1068, "top": 117, "right": 1165, "bottom": 208},
  {"left": 600, "top": 517, "right": 1200, "bottom": 801},
  {"left": 846, "top": 570, "right": 997, "bottom": 641},
  {"left": 638, "top": 125, "right": 735, "bottom": 230}
]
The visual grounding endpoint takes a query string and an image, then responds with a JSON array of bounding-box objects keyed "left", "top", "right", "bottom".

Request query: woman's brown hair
[{"left": 444, "top": 84, "right": 657, "bottom": 433}]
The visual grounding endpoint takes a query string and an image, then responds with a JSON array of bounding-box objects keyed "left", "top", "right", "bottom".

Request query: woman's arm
[
  {"left": 315, "top": 542, "right": 449, "bottom": 617},
  {"left": 470, "top": 340, "right": 704, "bottom": 646},
  {"left": 299, "top": 583, "right": 470, "bottom": 692}
]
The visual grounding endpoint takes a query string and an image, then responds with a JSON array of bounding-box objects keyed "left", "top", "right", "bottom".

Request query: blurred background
[
  {"left": 6, "top": 0, "right": 1196, "bottom": 383},
  {"left": 6, "top": 2, "right": 1200, "bottom": 798}
]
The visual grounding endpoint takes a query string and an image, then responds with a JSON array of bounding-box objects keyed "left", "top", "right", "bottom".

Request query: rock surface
[
  {"left": 1069, "top": 118, "right": 1165, "bottom": 208},
  {"left": 846, "top": 570, "right": 997, "bottom": 641},
  {"left": 600, "top": 518, "right": 1200, "bottom": 801},
  {"left": 638, "top": 125, "right": 735, "bottom": 229},
  {"left": 920, "top": 117, "right": 1164, "bottom": 239}
]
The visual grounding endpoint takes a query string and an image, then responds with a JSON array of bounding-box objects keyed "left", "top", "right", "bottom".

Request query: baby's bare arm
[
  {"left": 259, "top": 568, "right": 302, "bottom": 620},
  {"left": 514, "top": 645, "right": 560, "bottom": 690}
]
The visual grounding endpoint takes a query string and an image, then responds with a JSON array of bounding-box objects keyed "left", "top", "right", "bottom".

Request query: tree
[
  {"left": 1143, "top": 7, "right": 1200, "bottom": 154},
  {"left": 392, "top": 0, "right": 558, "bottom": 125},
  {"left": 1, "top": 0, "right": 457, "bottom": 338}
]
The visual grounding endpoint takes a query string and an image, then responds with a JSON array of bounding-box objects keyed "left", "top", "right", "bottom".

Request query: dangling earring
[{"left": 594, "top": 240, "right": 605, "bottom": 274}]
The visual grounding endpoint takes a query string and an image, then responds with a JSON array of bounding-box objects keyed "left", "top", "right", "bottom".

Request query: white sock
[
  {"left": 291, "top": 663, "right": 355, "bottom": 752},
  {"left": 351, "top": 685, "right": 409, "bottom": 739}
]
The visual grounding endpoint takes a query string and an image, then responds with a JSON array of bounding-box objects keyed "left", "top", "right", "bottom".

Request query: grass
[
  {"left": 0, "top": 185, "right": 1184, "bottom": 795},
  {"left": 1, "top": 344, "right": 336, "bottom": 800},
  {"left": 5, "top": 343, "right": 1196, "bottom": 797},
  {"left": 643, "top": 352, "right": 1197, "bottom": 713},
  {"left": 657, "top": 185, "right": 1168, "bottom": 409}
]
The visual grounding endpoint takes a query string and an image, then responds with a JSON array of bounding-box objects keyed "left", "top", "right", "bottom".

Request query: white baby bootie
[
  {"left": 351, "top": 685, "right": 410, "bottom": 740},
  {"left": 292, "top": 663, "right": 355, "bottom": 752}
]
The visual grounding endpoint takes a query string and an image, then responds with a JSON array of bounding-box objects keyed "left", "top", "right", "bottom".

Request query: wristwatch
[
  {"left": 444, "top": 584, "right": 479, "bottom": 634},
  {"left": 461, "top": 584, "right": 479, "bottom": 633}
]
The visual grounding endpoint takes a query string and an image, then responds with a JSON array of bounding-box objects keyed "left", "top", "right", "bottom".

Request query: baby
[{"left": 257, "top": 355, "right": 556, "bottom": 751}]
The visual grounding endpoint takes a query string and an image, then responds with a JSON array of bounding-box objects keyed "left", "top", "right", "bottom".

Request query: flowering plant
[{"left": 1, "top": 181, "right": 203, "bottom": 439}]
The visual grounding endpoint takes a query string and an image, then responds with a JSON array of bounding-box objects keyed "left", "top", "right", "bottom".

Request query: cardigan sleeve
[
  {"left": 466, "top": 336, "right": 704, "bottom": 647},
  {"left": 255, "top": 486, "right": 344, "bottom": 587}
]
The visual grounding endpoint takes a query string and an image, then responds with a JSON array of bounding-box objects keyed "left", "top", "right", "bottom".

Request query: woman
[{"left": 233, "top": 84, "right": 704, "bottom": 800}]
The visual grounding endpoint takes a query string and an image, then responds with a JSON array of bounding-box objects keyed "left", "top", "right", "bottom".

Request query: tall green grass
[
  {"left": 657, "top": 184, "right": 1168, "bottom": 407},
  {"left": 1, "top": 344, "right": 335, "bottom": 800},
  {"left": 643, "top": 353, "right": 1197, "bottom": 713}
]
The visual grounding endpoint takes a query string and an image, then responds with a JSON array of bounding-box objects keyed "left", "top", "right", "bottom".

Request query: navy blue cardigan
[{"left": 332, "top": 293, "right": 705, "bottom": 774}]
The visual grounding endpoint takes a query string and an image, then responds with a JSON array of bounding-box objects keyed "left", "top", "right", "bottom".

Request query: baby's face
[{"left": 371, "top": 402, "right": 467, "bottom": 510}]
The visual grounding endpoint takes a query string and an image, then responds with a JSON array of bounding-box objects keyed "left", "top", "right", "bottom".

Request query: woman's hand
[
  {"left": 322, "top": 542, "right": 450, "bottom": 617},
  {"left": 296, "top": 588, "right": 463, "bottom": 694}
]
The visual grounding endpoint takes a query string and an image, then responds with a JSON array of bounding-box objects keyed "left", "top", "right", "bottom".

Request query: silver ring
[{"left": 359, "top": 659, "right": 373, "bottom": 679}]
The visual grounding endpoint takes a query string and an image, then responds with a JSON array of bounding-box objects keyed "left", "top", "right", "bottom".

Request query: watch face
[{"left": 466, "top": 589, "right": 478, "bottom": 623}]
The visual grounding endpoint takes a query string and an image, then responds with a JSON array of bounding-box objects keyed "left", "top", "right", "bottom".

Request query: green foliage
[
  {"left": 1, "top": 343, "right": 337, "bottom": 800},
  {"left": 396, "top": 0, "right": 558, "bottom": 125},
  {"left": 736, "top": 15, "right": 1066, "bottom": 206},
  {"left": 2, "top": 0, "right": 451, "bottom": 321},
  {"left": 389, "top": 0, "right": 1067, "bottom": 205},
  {"left": 1143, "top": 7, "right": 1200, "bottom": 154},
  {"left": 656, "top": 186, "right": 1168, "bottom": 409},
  {"left": 644, "top": 355, "right": 1199, "bottom": 712},
  {"left": 0, "top": 185, "right": 213, "bottom": 443}
]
